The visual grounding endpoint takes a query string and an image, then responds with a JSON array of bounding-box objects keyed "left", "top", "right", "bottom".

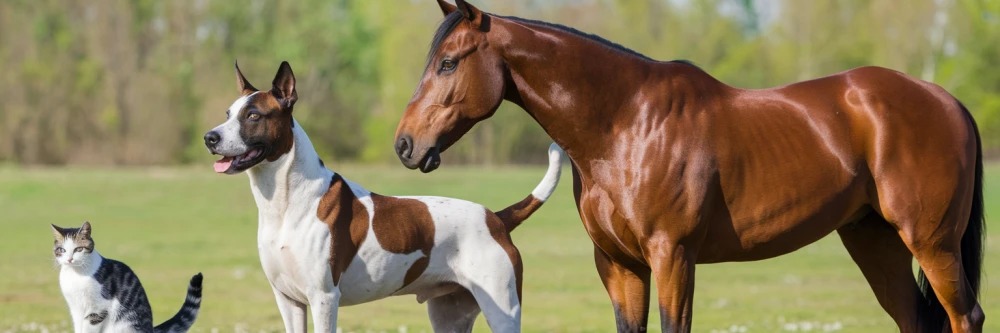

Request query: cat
[{"left": 52, "top": 221, "right": 203, "bottom": 333}]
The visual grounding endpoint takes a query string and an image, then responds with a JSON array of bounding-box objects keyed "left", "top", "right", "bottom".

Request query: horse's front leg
[
  {"left": 595, "top": 245, "right": 652, "bottom": 332},
  {"left": 647, "top": 240, "right": 697, "bottom": 333}
]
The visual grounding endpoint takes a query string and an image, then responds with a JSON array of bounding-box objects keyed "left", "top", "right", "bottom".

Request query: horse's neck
[
  {"left": 493, "top": 18, "right": 645, "bottom": 160},
  {"left": 492, "top": 16, "right": 721, "bottom": 164}
]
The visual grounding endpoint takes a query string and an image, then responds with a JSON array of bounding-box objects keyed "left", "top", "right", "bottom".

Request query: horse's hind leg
[
  {"left": 878, "top": 181, "right": 984, "bottom": 332},
  {"left": 904, "top": 217, "right": 984, "bottom": 333},
  {"left": 837, "top": 212, "right": 923, "bottom": 331},
  {"left": 427, "top": 288, "right": 481, "bottom": 333}
]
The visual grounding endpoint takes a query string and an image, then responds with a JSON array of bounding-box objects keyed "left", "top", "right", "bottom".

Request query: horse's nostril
[{"left": 396, "top": 136, "right": 413, "bottom": 159}]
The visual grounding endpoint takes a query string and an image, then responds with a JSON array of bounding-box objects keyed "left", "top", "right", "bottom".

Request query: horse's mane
[{"left": 427, "top": 11, "right": 700, "bottom": 70}]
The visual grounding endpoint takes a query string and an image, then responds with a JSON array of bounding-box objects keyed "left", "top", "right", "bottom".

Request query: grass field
[{"left": 2, "top": 164, "right": 998, "bottom": 332}]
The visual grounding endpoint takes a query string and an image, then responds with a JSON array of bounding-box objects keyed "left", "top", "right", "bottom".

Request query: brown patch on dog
[
  {"left": 403, "top": 256, "right": 431, "bottom": 287},
  {"left": 484, "top": 208, "right": 523, "bottom": 301},
  {"left": 317, "top": 174, "right": 369, "bottom": 285},
  {"left": 238, "top": 93, "right": 295, "bottom": 162},
  {"left": 495, "top": 195, "right": 543, "bottom": 232},
  {"left": 370, "top": 195, "right": 436, "bottom": 289}
]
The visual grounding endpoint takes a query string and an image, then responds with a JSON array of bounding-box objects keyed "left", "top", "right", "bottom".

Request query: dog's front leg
[
  {"left": 272, "top": 286, "right": 307, "bottom": 333},
  {"left": 309, "top": 288, "right": 341, "bottom": 332}
]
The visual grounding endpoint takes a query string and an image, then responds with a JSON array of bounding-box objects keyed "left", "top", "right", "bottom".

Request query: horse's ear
[
  {"left": 270, "top": 61, "right": 298, "bottom": 109},
  {"left": 455, "top": 0, "right": 489, "bottom": 31},
  {"left": 437, "top": 0, "right": 457, "bottom": 16},
  {"left": 235, "top": 60, "right": 257, "bottom": 95}
]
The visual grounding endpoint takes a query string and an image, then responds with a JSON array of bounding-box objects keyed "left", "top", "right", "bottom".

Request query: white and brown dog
[{"left": 203, "top": 61, "right": 562, "bottom": 333}]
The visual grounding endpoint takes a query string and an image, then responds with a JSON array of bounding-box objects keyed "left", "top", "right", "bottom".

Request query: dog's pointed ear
[
  {"left": 271, "top": 61, "right": 298, "bottom": 109},
  {"left": 437, "top": 0, "right": 457, "bottom": 16},
  {"left": 455, "top": 0, "right": 488, "bottom": 31},
  {"left": 235, "top": 60, "right": 257, "bottom": 95}
]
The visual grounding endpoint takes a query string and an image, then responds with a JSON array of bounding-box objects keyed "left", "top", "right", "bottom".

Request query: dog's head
[{"left": 205, "top": 61, "right": 298, "bottom": 174}]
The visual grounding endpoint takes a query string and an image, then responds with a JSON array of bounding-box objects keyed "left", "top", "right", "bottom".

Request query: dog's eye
[
  {"left": 441, "top": 59, "right": 457, "bottom": 72},
  {"left": 248, "top": 112, "right": 261, "bottom": 121},
  {"left": 226, "top": 110, "right": 231, "bottom": 119}
]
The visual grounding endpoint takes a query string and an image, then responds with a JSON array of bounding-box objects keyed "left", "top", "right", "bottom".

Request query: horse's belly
[{"left": 697, "top": 195, "right": 870, "bottom": 263}]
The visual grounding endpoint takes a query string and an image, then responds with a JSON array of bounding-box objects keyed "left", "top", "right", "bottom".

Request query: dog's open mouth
[{"left": 213, "top": 147, "right": 266, "bottom": 174}]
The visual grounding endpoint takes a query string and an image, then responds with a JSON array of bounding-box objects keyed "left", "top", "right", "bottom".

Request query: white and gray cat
[{"left": 52, "top": 221, "right": 202, "bottom": 333}]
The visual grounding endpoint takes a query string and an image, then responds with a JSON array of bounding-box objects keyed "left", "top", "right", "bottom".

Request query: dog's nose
[
  {"left": 204, "top": 131, "right": 221, "bottom": 148},
  {"left": 395, "top": 135, "right": 413, "bottom": 160}
]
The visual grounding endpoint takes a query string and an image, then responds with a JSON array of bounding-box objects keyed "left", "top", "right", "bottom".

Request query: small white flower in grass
[
  {"left": 336, "top": 328, "right": 343, "bottom": 333},
  {"left": 822, "top": 321, "right": 843, "bottom": 332},
  {"left": 783, "top": 322, "right": 798, "bottom": 331},
  {"left": 712, "top": 297, "right": 729, "bottom": 309},
  {"left": 800, "top": 322, "right": 814, "bottom": 331},
  {"left": 233, "top": 267, "right": 247, "bottom": 280},
  {"left": 211, "top": 328, "right": 219, "bottom": 333},
  {"left": 398, "top": 325, "right": 408, "bottom": 333}
]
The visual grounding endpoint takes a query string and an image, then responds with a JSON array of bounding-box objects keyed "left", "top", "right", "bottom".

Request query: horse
[{"left": 393, "top": 1, "right": 985, "bottom": 332}]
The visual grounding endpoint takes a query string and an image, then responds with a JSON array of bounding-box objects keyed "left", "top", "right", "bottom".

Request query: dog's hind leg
[
  {"left": 427, "top": 288, "right": 481, "bottom": 333},
  {"left": 463, "top": 260, "right": 522, "bottom": 333}
]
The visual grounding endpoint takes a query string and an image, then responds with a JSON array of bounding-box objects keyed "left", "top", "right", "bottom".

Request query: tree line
[{"left": 0, "top": 0, "right": 997, "bottom": 166}]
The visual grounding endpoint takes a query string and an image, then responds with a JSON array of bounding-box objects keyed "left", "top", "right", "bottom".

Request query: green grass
[{"left": 2, "top": 164, "right": 999, "bottom": 332}]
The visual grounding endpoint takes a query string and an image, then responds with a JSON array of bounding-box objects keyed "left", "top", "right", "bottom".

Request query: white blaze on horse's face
[{"left": 210, "top": 92, "right": 258, "bottom": 157}]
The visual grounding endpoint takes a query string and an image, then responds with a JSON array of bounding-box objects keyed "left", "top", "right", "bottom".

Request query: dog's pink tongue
[{"left": 214, "top": 156, "right": 234, "bottom": 173}]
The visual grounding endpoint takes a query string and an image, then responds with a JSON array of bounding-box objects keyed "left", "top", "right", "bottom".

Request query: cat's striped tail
[{"left": 154, "top": 273, "right": 202, "bottom": 333}]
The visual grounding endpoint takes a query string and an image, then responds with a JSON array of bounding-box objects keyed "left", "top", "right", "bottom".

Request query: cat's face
[{"left": 51, "top": 222, "right": 95, "bottom": 267}]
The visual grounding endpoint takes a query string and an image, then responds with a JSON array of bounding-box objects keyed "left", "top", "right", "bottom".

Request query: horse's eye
[{"left": 441, "top": 59, "right": 457, "bottom": 72}]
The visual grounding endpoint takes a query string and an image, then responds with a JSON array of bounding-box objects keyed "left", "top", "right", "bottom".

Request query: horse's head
[{"left": 395, "top": 0, "right": 505, "bottom": 173}]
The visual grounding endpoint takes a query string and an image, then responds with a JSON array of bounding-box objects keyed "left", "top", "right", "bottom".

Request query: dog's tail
[
  {"left": 154, "top": 273, "right": 203, "bottom": 333},
  {"left": 496, "top": 143, "right": 563, "bottom": 232}
]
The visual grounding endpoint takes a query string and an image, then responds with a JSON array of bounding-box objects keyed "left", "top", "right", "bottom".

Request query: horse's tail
[
  {"left": 917, "top": 99, "right": 985, "bottom": 330},
  {"left": 496, "top": 143, "right": 563, "bottom": 232}
]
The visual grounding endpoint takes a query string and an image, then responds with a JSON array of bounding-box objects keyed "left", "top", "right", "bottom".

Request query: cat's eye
[
  {"left": 54, "top": 247, "right": 65, "bottom": 255},
  {"left": 74, "top": 247, "right": 84, "bottom": 253}
]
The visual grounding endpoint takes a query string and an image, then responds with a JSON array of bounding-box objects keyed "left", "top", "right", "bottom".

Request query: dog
[{"left": 203, "top": 61, "right": 562, "bottom": 333}]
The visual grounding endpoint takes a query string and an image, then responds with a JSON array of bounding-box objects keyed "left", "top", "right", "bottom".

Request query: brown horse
[{"left": 393, "top": 1, "right": 985, "bottom": 332}]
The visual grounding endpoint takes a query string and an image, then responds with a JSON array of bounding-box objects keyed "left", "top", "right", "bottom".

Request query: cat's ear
[
  {"left": 79, "top": 221, "right": 92, "bottom": 238},
  {"left": 50, "top": 224, "right": 65, "bottom": 241}
]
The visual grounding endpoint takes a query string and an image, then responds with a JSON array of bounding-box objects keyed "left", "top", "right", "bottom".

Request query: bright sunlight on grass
[{"left": 2, "top": 164, "right": 999, "bottom": 332}]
